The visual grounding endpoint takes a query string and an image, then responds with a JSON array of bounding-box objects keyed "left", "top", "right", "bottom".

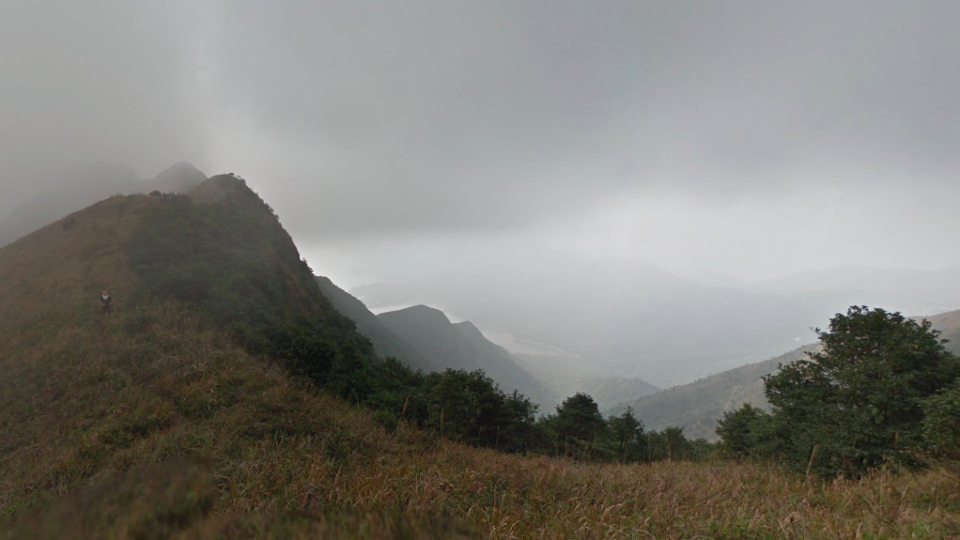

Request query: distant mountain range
[
  {"left": 316, "top": 278, "right": 556, "bottom": 410},
  {"left": 352, "top": 256, "right": 837, "bottom": 387},
  {"left": 9, "top": 160, "right": 958, "bottom": 426},
  {"left": 609, "top": 345, "right": 818, "bottom": 440},
  {"left": 513, "top": 353, "right": 658, "bottom": 410},
  {"left": 378, "top": 306, "right": 555, "bottom": 410},
  {"left": 0, "top": 161, "right": 205, "bottom": 248},
  {"left": 316, "top": 277, "right": 437, "bottom": 373},
  {"left": 319, "top": 274, "right": 660, "bottom": 411},
  {"left": 353, "top": 256, "right": 960, "bottom": 388}
]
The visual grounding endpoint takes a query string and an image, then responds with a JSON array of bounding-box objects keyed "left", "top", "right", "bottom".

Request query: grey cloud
[
  {"left": 4, "top": 1, "right": 960, "bottom": 285},
  {"left": 202, "top": 1, "right": 960, "bottom": 238},
  {"left": 0, "top": 0, "right": 208, "bottom": 214}
]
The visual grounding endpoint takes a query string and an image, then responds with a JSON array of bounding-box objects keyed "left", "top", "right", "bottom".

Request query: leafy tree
[
  {"left": 608, "top": 406, "right": 646, "bottom": 461},
  {"left": 364, "top": 357, "right": 430, "bottom": 426},
  {"left": 663, "top": 426, "right": 685, "bottom": 461},
  {"left": 685, "top": 437, "right": 716, "bottom": 461},
  {"left": 643, "top": 426, "right": 696, "bottom": 461},
  {"left": 552, "top": 393, "right": 607, "bottom": 457},
  {"left": 716, "top": 404, "right": 773, "bottom": 460},
  {"left": 764, "top": 306, "right": 960, "bottom": 477},
  {"left": 922, "top": 384, "right": 960, "bottom": 459},
  {"left": 425, "top": 369, "right": 483, "bottom": 441},
  {"left": 498, "top": 390, "right": 539, "bottom": 453}
]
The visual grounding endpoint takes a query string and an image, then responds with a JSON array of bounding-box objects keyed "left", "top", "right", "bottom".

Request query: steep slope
[
  {"left": 0, "top": 162, "right": 205, "bottom": 248},
  {"left": 452, "top": 321, "right": 557, "bottom": 408},
  {"left": 378, "top": 305, "right": 555, "bottom": 408},
  {"left": 611, "top": 345, "right": 819, "bottom": 440},
  {"left": 316, "top": 276, "right": 437, "bottom": 372},
  {"left": 0, "top": 190, "right": 493, "bottom": 536}
]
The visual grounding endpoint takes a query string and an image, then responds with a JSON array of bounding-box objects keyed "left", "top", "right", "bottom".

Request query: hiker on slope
[{"left": 100, "top": 290, "right": 113, "bottom": 314}]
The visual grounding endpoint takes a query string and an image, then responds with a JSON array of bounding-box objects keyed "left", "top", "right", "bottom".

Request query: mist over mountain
[
  {"left": 747, "top": 266, "right": 960, "bottom": 316},
  {"left": 0, "top": 162, "right": 205, "bottom": 248},
  {"left": 353, "top": 256, "right": 847, "bottom": 387},
  {"left": 922, "top": 309, "right": 960, "bottom": 356},
  {"left": 377, "top": 305, "right": 555, "bottom": 409},
  {"left": 512, "top": 353, "right": 659, "bottom": 410},
  {"left": 315, "top": 276, "right": 437, "bottom": 373},
  {"left": 610, "top": 308, "right": 960, "bottom": 441},
  {"left": 611, "top": 345, "right": 819, "bottom": 440}
]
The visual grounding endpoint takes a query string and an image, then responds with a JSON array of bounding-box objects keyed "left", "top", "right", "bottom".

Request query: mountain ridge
[
  {"left": 315, "top": 275, "right": 438, "bottom": 372},
  {"left": 609, "top": 344, "right": 819, "bottom": 440},
  {"left": 378, "top": 305, "right": 556, "bottom": 409}
]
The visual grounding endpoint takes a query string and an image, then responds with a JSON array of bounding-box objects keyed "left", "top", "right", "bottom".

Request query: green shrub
[
  {"left": 922, "top": 385, "right": 960, "bottom": 459},
  {"left": 762, "top": 306, "right": 960, "bottom": 477}
]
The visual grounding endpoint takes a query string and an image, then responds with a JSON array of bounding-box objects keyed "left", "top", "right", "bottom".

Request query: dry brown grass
[{"left": 1, "top": 196, "right": 959, "bottom": 539}]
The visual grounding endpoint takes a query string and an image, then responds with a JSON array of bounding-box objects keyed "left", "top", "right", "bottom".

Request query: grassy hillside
[
  {"left": 316, "top": 276, "right": 437, "bottom": 372},
  {"left": 1, "top": 184, "right": 958, "bottom": 538},
  {"left": 377, "top": 305, "right": 555, "bottom": 408},
  {"left": 613, "top": 345, "right": 819, "bottom": 440},
  {"left": 0, "top": 161, "right": 205, "bottom": 248}
]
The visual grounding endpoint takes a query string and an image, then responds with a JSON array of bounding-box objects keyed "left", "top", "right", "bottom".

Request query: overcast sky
[{"left": 3, "top": 1, "right": 960, "bottom": 288}]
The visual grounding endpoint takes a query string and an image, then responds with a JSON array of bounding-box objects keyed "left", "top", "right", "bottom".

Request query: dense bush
[
  {"left": 607, "top": 407, "right": 647, "bottom": 461},
  {"left": 922, "top": 384, "right": 960, "bottom": 459},
  {"left": 718, "top": 306, "right": 960, "bottom": 477},
  {"left": 715, "top": 404, "right": 778, "bottom": 461}
]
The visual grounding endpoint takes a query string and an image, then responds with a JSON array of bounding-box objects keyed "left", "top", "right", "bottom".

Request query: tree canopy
[{"left": 761, "top": 306, "right": 960, "bottom": 476}]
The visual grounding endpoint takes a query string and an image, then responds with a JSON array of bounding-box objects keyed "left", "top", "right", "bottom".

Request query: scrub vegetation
[
  {"left": 1, "top": 179, "right": 958, "bottom": 538},
  {"left": 717, "top": 307, "right": 960, "bottom": 479}
]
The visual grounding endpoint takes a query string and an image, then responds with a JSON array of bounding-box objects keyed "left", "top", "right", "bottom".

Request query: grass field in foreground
[{"left": 2, "top": 302, "right": 958, "bottom": 539}]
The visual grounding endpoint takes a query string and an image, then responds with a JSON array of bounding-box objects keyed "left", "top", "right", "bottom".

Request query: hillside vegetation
[
  {"left": 377, "top": 305, "right": 555, "bottom": 409},
  {"left": 615, "top": 310, "right": 960, "bottom": 442},
  {"left": 1, "top": 182, "right": 959, "bottom": 538},
  {"left": 718, "top": 307, "right": 960, "bottom": 478},
  {"left": 613, "top": 345, "right": 818, "bottom": 440},
  {"left": 0, "top": 161, "right": 205, "bottom": 248},
  {"left": 316, "top": 276, "right": 437, "bottom": 372}
]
